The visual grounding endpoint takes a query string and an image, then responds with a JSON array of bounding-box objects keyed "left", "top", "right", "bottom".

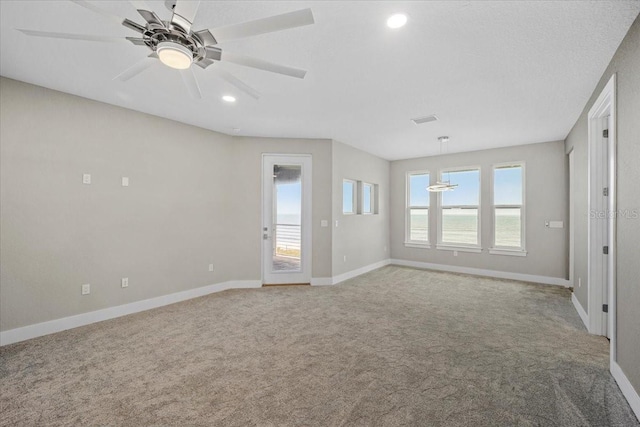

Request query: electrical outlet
[
  {"left": 82, "top": 174, "right": 91, "bottom": 185},
  {"left": 121, "top": 277, "right": 129, "bottom": 288},
  {"left": 343, "top": 255, "right": 347, "bottom": 262},
  {"left": 122, "top": 177, "right": 129, "bottom": 187},
  {"left": 81, "top": 283, "right": 90, "bottom": 295},
  {"left": 453, "top": 250, "right": 458, "bottom": 257},
  {"left": 209, "top": 263, "right": 214, "bottom": 272}
]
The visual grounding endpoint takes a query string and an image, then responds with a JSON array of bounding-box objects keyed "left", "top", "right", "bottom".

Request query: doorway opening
[
  {"left": 587, "top": 75, "right": 616, "bottom": 360},
  {"left": 262, "top": 154, "right": 312, "bottom": 285}
]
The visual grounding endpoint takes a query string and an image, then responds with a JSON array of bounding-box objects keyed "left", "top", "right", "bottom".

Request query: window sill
[
  {"left": 404, "top": 242, "right": 431, "bottom": 249},
  {"left": 436, "top": 245, "right": 482, "bottom": 254},
  {"left": 489, "top": 248, "right": 527, "bottom": 257}
]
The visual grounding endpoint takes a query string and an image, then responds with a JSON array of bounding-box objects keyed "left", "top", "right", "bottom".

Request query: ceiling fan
[{"left": 17, "top": 0, "right": 315, "bottom": 100}]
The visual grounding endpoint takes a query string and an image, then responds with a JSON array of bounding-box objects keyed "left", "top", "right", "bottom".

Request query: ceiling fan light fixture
[
  {"left": 427, "top": 135, "right": 457, "bottom": 192},
  {"left": 157, "top": 42, "right": 193, "bottom": 70},
  {"left": 387, "top": 13, "right": 407, "bottom": 29}
]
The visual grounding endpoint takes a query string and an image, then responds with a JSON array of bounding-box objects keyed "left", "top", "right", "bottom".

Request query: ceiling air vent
[{"left": 411, "top": 115, "right": 438, "bottom": 125}]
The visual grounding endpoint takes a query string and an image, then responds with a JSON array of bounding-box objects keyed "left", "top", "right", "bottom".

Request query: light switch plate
[
  {"left": 122, "top": 177, "right": 129, "bottom": 187},
  {"left": 121, "top": 277, "right": 129, "bottom": 288},
  {"left": 82, "top": 174, "right": 91, "bottom": 185}
]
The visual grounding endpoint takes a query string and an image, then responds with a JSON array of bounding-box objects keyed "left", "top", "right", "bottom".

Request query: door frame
[
  {"left": 569, "top": 148, "right": 574, "bottom": 286},
  {"left": 261, "top": 153, "right": 312, "bottom": 285},
  {"left": 587, "top": 74, "right": 616, "bottom": 359}
]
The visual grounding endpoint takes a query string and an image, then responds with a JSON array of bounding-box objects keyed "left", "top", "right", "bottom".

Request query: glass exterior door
[
  {"left": 262, "top": 155, "right": 312, "bottom": 284},
  {"left": 271, "top": 165, "right": 302, "bottom": 273}
]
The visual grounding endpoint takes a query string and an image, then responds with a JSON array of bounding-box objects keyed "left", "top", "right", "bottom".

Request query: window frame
[
  {"left": 490, "top": 162, "right": 527, "bottom": 256},
  {"left": 342, "top": 179, "right": 357, "bottom": 215},
  {"left": 362, "top": 182, "right": 374, "bottom": 215},
  {"left": 405, "top": 171, "right": 430, "bottom": 248},
  {"left": 436, "top": 166, "right": 482, "bottom": 252}
]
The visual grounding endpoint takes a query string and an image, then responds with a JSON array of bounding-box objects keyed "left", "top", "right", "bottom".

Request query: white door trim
[
  {"left": 262, "top": 154, "right": 312, "bottom": 285},
  {"left": 587, "top": 74, "right": 616, "bottom": 358},
  {"left": 569, "top": 149, "right": 575, "bottom": 285}
]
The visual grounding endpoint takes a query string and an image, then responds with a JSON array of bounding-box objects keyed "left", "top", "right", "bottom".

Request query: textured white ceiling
[{"left": 1, "top": 1, "right": 638, "bottom": 160}]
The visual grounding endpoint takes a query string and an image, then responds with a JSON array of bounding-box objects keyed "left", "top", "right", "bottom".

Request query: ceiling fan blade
[
  {"left": 205, "top": 46, "right": 222, "bottom": 61},
  {"left": 195, "top": 58, "right": 215, "bottom": 69},
  {"left": 114, "top": 55, "right": 157, "bottom": 81},
  {"left": 194, "top": 29, "right": 216, "bottom": 46},
  {"left": 70, "top": 0, "right": 126, "bottom": 26},
  {"left": 17, "top": 29, "right": 125, "bottom": 43},
  {"left": 138, "top": 10, "right": 164, "bottom": 27},
  {"left": 222, "top": 52, "right": 306, "bottom": 79},
  {"left": 171, "top": 0, "right": 200, "bottom": 33},
  {"left": 210, "top": 8, "right": 314, "bottom": 43},
  {"left": 213, "top": 68, "right": 261, "bottom": 100},
  {"left": 126, "top": 37, "right": 147, "bottom": 46},
  {"left": 122, "top": 18, "right": 146, "bottom": 34},
  {"left": 129, "top": 0, "right": 151, "bottom": 10},
  {"left": 180, "top": 68, "right": 202, "bottom": 99}
]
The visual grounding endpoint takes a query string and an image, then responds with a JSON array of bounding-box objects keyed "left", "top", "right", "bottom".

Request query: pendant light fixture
[{"left": 427, "top": 136, "right": 458, "bottom": 192}]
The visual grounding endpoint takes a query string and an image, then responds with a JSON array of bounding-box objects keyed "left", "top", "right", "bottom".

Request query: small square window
[
  {"left": 343, "top": 180, "right": 356, "bottom": 214},
  {"left": 362, "top": 183, "right": 374, "bottom": 214}
]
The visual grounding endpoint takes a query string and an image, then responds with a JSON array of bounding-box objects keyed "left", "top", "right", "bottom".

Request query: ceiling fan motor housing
[{"left": 124, "top": 12, "right": 220, "bottom": 68}]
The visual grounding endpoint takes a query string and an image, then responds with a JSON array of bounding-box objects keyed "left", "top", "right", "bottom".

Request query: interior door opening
[{"left": 586, "top": 74, "right": 616, "bottom": 353}]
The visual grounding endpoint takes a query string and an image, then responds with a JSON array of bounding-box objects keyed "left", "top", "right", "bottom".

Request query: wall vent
[{"left": 411, "top": 115, "right": 438, "bottom": 125}]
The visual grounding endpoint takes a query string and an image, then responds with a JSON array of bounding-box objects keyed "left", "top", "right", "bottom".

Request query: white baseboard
[
  {"left": 0, "top": 280, "right": 261, "bottom": 346},
  {"left": 310, "top": 277, "right": 333, "bottom": 286},
  {"left": 390, "top": 259, "right": 571, "bottom": 287},
  {"left": 611, "top": 360, "right": 640, "bottom": 421},
  {"left": 0, "top": 260, "right": 573, "bottom": 346},
  {"left": 571, "top": 293, "right": 589, "bottom": 330},
  {"left": 310, "top": 260, "right": 392, "bottom": 286},
  {"left": 332, "top": 259, "right": 391, "bottom": 285}
]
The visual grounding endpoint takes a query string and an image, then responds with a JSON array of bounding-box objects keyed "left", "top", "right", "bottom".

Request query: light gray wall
[
  {"left": 0, "top": 77, "right": 236, "bottom": 331},
  {"left": 565, "top": 14, "right": 640, "bottom": 391},
  {"left": 331, "top": 141, "right": 390, "bottom": 277},
  {"left": 0, "top": 77, "right": 335, "bottom": 332},
  {"left": 390, "top": 141, "right": 568, "bottom": 279}
]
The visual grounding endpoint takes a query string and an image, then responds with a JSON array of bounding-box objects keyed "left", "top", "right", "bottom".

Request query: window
[
  {"left": 406, "top": 172, "right": 430, "bottom": 245},
  {"left": 362, "top": 183, "right": 373, "bottom": 214},
  {"left": 438, "top": 168, "right": 480, "bottom": 249},
  {"left": 492, "top": 163, "right": 525, "bottom": 254},
  {"left": 342, "top": 179, "right": 356, "bottom": 214}
]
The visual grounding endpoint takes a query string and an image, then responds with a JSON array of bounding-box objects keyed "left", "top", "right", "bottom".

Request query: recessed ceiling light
[
  {"left": 222, "top": 95, "right": 236, "bottom": 103},
  {"left": 387, "top": 13, "right": 407, "bottom": 29}
]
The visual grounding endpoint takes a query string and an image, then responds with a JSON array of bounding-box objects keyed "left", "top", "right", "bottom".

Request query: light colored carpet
[{"left": 1, "top": 266, "right": 638, "bottom": 426}]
